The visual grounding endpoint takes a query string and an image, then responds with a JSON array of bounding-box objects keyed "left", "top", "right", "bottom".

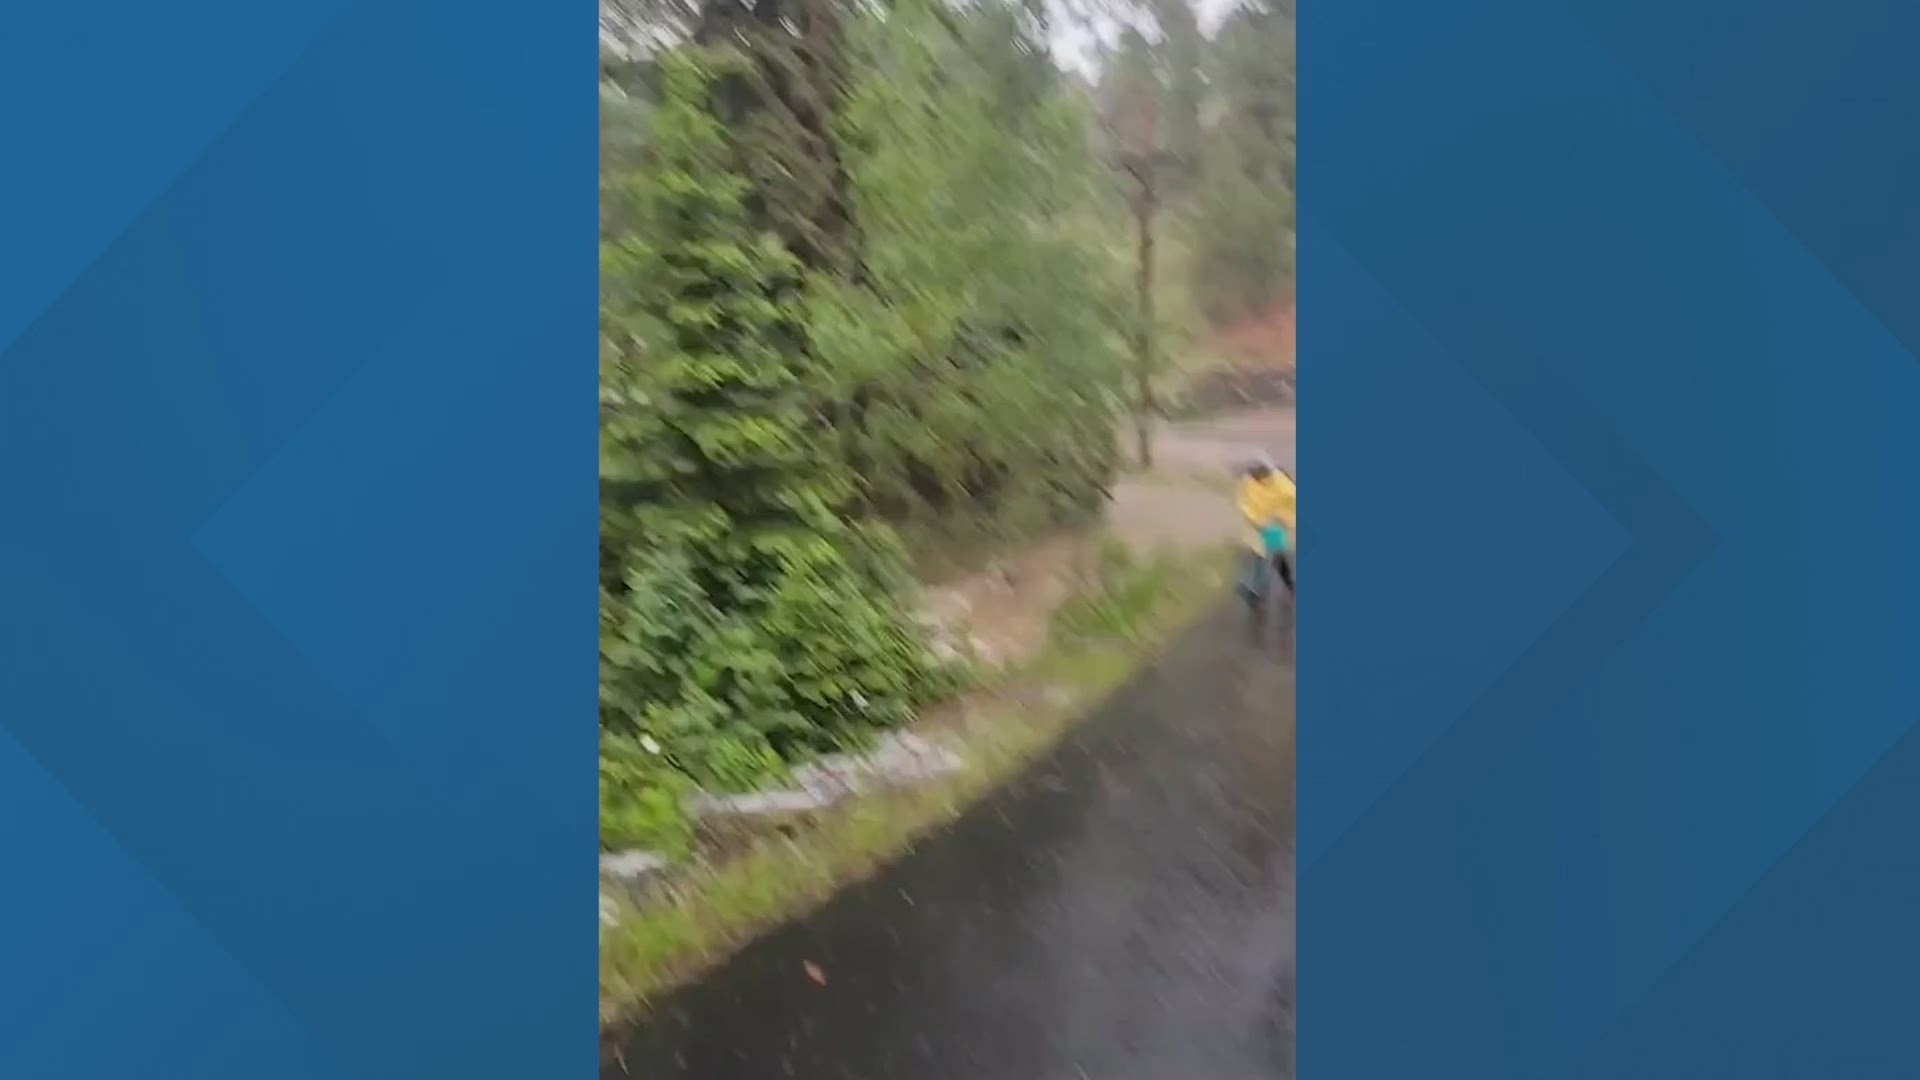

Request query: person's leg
[
  {"left": 1243, "top": 550, "right": 1270, "bottom": 642},
  {"left": 1239, "top": 551, "right": 1267, "bottom": 603},
  {"left": 1275, "top": 551, "right": 1294, "bottom": 593}
]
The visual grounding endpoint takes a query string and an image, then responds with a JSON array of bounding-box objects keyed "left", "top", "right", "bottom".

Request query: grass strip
[{"left": 599, "top": 546, "right": 1232, "bottom": 1031}]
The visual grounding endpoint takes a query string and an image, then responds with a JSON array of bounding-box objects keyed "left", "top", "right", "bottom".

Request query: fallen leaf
[{"left": 803, "top": 961, "right": 827, "bottom": 986}]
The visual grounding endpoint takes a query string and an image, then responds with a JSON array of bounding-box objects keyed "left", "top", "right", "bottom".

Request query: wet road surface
[{"left": 608, "top": 604, "right": 1295, "bottom": 1080}]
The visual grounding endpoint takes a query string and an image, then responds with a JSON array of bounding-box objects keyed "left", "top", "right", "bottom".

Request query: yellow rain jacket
[{"left": 1238, "top": 471, "right": 1296, "bottom": 554}]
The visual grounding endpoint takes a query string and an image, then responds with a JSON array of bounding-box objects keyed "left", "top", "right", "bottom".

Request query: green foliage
[
  {"left": 598, "top": 3, "right": 1136, "bottom": 853},
  {"left": 825, "top": 0, "right": 1128, "bottom": 538},
  {"left": 1099, "top": 27, "right": 1167, "bottom": 162},
  {"left": 1189, "top": 2, "right": 1296, "bottom": 325},
  {"left": 1085, "top": 0, "right": 1295, "bottom": 336},
  {"left": 601, "top": 732, "right": 694, "bottom": 853},
  {"left": 1151, "top": 0, "right": 1206, "bottom": 172},
  {"left": 600, "top": 48, "right": 938, "bottom": 817},
  {"left": 1051, "top": 537, "right": 1176, "bottom": 645}
]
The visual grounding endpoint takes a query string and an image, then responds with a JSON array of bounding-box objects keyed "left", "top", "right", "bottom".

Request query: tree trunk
[{"left": 1132, "top": 162, "right": 1158, "bottom": 470}]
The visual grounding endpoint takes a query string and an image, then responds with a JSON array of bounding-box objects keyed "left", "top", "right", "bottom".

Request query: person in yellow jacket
[{"left": 1237, "top": 456, "right": 1295, "bottom": 601}]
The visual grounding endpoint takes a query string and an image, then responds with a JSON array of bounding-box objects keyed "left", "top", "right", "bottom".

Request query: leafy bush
[
  {"left": 598, "top": 49, "right": 940, "bottom": 838},
  {"left": 601, "top": 732, "right": 694, "bottom": 854},
  {"left": 597, "top": 6, "right": 1135, "bottom": 853},
  {"left": 600, "top": 531, "right": 936, "bottom": 779}
]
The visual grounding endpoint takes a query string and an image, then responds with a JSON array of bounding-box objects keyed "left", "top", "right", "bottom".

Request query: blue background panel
[
  {"left": 1, "top": 3, "right": 595, "bottom": 1077},
  {"left": 1303, "top": 0, "right": 1920, "bottom": 1074}
]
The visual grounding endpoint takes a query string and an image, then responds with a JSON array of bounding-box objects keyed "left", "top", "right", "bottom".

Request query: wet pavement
[{"left": 608, "top": 604, "right": 1295, "bottom": 1080}]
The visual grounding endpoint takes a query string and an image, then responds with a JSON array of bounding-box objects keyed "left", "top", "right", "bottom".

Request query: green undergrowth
[{"left": 599, "top": 542, "right": 1233, "bottom": 1030}]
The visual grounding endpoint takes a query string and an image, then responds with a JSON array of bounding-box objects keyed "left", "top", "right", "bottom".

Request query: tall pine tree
[
  {"left": 601, "top": 48, "right": 933, "bottom": 780},
  {"left": 1190, "top": 0, "right": 1296, "bottom": 326}
]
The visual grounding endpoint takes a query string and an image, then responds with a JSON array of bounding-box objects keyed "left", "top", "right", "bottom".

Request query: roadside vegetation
[
  {"left": 597, "top": 0, "right": 1295, "bottom": 1029},
  {"left": 601, "top": 541, "right": 1235, "bottom": 1026}
]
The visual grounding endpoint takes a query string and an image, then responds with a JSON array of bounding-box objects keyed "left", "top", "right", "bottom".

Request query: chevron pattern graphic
[
  {"left": 1, "top": 3, "right": 595, "bottom": 1078},
  {"left": 1301, "top": 0, "right": 1920, "bottom": 1075},
  {"left": 11, "top": 0, "right": 1920, "bottom": 1075}
]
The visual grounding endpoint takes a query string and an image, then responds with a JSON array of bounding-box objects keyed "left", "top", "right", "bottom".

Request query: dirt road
[
  {"left": 1149, "top": 409, "right": 1297, "bottom": 477},
  {"left": 1107, "top": 407, "right": 1296, "bottom": 555}
]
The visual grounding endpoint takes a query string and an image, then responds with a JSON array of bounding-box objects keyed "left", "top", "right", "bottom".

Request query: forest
[{"left": 598, "top": 0, "right": 1296, "bottom": 850}]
